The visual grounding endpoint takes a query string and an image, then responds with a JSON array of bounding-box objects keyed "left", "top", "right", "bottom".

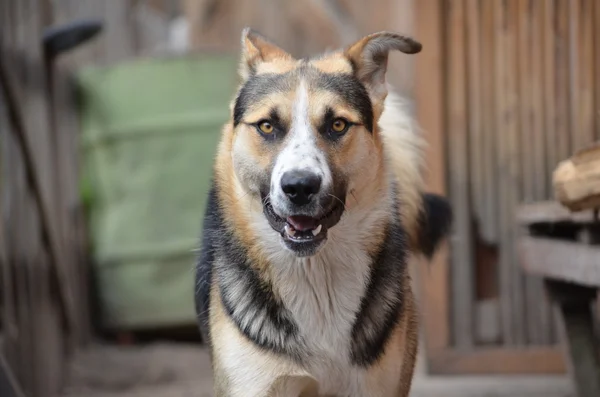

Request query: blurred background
[{"left": 1, "top": 0, "right": 599, "bottom": 396}]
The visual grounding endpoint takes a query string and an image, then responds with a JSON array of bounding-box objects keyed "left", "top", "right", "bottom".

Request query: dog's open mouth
[
  {"left": 284, "top": 213, "right": 327, "bottom": 241},
  {"left": 262, "top": 199, "right": 345, "bottom": 255}
]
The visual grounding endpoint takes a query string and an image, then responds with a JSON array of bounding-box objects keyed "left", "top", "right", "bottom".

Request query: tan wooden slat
[
  {"left": 517, "top": 0, "right": 533, "bottom": 204},
  {"left": 543, "top": 0, "right": 557, "bottom": 189},
  {"left": 415, "top": 0, "right": 450, "bottom": 353},
  {"left": 555, "top": 0, "right": 571, "bottom": 162},
  {"left": 595, "top": 0, "right": 600, "bottom": 141},
  {"left": 550, "top": 1, "right": 573, "bottom": 345},
  {"left": 466, "top": 0, "right": 483, "bottom": 227},
  {"left": 494, "top": 0, "right": 511, "bottom": 345},
  {"left": 468, "top": 0, "right": 501, "bottom": 346},
  {"left": 447, "top": 0, "right": 474, "bottom": 349},
  {"left": 429, "top": 347, "right": 565, "bottom": 375},
  {"left": 526, "top": 0, "right": 553, "bottom": 346},
  {"left": 494, "top": 0, "right": 525, "bottom": 346},
  {"left": 577, "top": 0, "right": 595, "bottom": 149},
  {"left": 479, "top": 0, "right": 498, "bottom": 244},
  {"left": 518, "top": 0, "right": 536, "bottom": 345},
  {"left": 568, "top": 0, "right": 580, "bottom": 152},
  {"left": 530, "top": 0, "right": 546, "bottom": 202},
  {"left": 508, "top": 0, "right": 526, "bottom": 345}
]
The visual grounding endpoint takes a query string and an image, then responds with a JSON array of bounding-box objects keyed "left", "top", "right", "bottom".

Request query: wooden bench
[{"left": 517, "top": 201, "right": 600, "bottom": 397}]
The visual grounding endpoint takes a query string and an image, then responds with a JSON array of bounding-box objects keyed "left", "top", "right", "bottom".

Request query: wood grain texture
[
  {"left": 447, "top": 0, "right": 474, "bottom": 349},
  {"left": 414, "top": 0, "right": 450, "bottom": 354},
  {"left": 519, "top": 236, "right": 600, "bottom": 288},
  {"left": 525, "top": 0, "right": 552, "bottom": 346},
  {"left": 494, "top": 0, "right": 515, "bottom": 346},
  {"left": 466, "top": 0, "right": 483, "bottom": 224},
  {"left": 429, "top": 346, "right": 565, "bottom": 374},
  {"left": 516, "top": 200, "right": 597, "bottom": 225},
  {"left": 595, "top": 0, "right": 600, "bottom": 141},
  {"left": 479, "top": 0, "right": 499, "bottom": 244},
  {"left": 577, "top": 0, "right": 595, "bottom": 149},
  {"left": 555, "top": 0, "right": 572, "bottom": 162}
]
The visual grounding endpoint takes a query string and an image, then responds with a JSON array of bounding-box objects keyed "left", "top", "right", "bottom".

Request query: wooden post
[
  {"left": 414, "top": 0, "right": 450, "bottom": 356},
  {"left": 546, "top": 280, "right": 600, "bottom": 397}
]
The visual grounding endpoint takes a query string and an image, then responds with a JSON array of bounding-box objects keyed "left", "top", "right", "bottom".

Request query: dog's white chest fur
[
  {"left": 272, "top": 247, "right": 370, "bottom": 394},
  {"left": 251, "top": 197, "right": 393, "bottom": 395}
]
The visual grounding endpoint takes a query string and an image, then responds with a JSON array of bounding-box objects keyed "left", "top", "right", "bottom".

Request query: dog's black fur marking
[
  {"left": 416, "top": 193, "right": 452, "bottom": 259},
  {"left": 195, "top": 182, "right": 304, "bottom": 361},
  {"left": 195, "top": 186, "right": 219, "bottom": 345},
  {"left": 315, "top": 72, "right": 374, "bottom": 133},
  {"left": 233, "top": 73, "right": 292, "bottom": 127},
  {"left": 350, "top": 208, "right": 409, "bottom": 367}
]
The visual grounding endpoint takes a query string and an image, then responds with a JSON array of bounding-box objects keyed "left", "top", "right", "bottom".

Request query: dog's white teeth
[
  {"left": 312, "top": 224, "right": 322, "bottom": 236},
  {"left": 285, "top": 224, "right": 296, "bottom": 237}
]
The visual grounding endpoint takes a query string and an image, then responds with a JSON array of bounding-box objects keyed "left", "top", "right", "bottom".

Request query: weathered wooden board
[
  {"left": 519, "top": 236, "right": 600, "bottom": 288},
  {"left": 447, "top": 0, "right": 474, "bottom": 349},
  {"left": 479, "top": 0, "right": 499, "bottom": 244},
  {"left": 516, "top": 200, "right": 597, "bottom": 225}
]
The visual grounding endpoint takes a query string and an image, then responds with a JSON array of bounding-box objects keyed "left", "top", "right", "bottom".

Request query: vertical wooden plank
[
  {"left": 524, "top": 0, "right": 553, "bottom": 346},
  {"left": 466, "top": 0, "right": 483, "bottom": 226},
  {"left": 495, "top": 0, "right": 525, "bottom": 346},
  {"left": 536, "top": 0, "right": 555, "bottom": 345},
  {"left": 447, "top": 0, "right": 474, "bottom": 349},
  {"left": 509, "top": 0, "right": 526, "bottom": 345},
  {"left": 595, "top": 0, "right": 600, "bottom": 141},
  {"left": 551, "top": 0, "right": 571, "bottom": 343},
  {"left": 530, "top": 0, "right": 546, "bottom": 201},
  {"left": 414, "top": 0, "right": 451, "bottom": 354},
  {"left": 479, "top": 0, "right": 498, "bottom": 244},
  {"left": 468, "top": 0, "right": 500, "bottom": 346},
  {"left": 517, "top": 0, "right": 533, "bottom": 204},
  {"left": 555, "top": 0, "right": 571, "bottom": 165},
  {"left": 568, "top": 0, "right": 580, "bottom": 152},
  {"left": 517, "top": 0, "right": 536, "bottom": 344},
  {"left": 578, "top": 0, "right": 595, "bottom": 148},
  {"left": 493, "top": 0, "right": 511, "bottom": 345},
  {"left": 543, "top": 0, "right": 557, "bottom": 189}
]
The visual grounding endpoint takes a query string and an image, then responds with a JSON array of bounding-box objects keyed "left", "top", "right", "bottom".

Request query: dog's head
[{"left": 226, "top": 28, "right": 422, "bottom": 257}]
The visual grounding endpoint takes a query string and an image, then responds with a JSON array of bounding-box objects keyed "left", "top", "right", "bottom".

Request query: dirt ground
[{"left": 61, "top": 342, "right": 574, "bottom": 397}]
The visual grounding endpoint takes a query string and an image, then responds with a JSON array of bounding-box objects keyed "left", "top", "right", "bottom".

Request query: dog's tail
[{"left": 379, "top": 90, "right": 452, "bottom": 259}]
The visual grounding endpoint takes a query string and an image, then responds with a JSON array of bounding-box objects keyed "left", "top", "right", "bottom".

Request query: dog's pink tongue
[{"left": 286, "top": 216, "right": 318, "bottom": 232}]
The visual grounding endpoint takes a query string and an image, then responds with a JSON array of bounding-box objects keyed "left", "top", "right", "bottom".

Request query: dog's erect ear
[
  {"left": 344, "top": 32, "right": 421, "bottom": 103},
  {"left": 239, "top": 27, "right": 293, "bottom": 80},
  {"left": 417, "top": 193, "right": 453, "bottom": 260}
]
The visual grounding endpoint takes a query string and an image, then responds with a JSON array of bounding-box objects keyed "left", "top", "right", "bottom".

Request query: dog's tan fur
[{"left": 197, "top": 27, "right": 445, "bottom": 397}]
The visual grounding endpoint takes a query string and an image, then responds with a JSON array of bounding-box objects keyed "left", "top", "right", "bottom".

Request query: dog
[{"left": 195, "top": 27, "right": 452, "bottom": 397}]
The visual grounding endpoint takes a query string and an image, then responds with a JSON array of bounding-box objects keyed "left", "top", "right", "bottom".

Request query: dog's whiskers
[{"left": 327, "top": 193, "right": 347, "bottom": 210}]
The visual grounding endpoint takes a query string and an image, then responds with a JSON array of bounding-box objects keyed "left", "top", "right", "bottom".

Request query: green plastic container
[{"left": 77, "top": 54, "right": 238, "bottom": 330}]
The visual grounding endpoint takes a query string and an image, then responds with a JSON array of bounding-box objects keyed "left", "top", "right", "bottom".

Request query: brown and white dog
[{"left": 195, "top": 28, "right": 452, "bottom": 397}]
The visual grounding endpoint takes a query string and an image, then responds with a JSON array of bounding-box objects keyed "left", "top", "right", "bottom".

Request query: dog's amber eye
[
  {"left": 331, "top": 118, "right": 347, "bottom": 133},
  {"left": 258, "top": 121, "right": 274, "bottom": 134}
]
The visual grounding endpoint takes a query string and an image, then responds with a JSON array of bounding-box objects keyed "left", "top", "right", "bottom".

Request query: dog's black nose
[{"left": 281, "top": 170, "right": 322, "bottom": 206}]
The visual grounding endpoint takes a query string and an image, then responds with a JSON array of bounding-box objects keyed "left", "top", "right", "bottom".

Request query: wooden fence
[
  {"left": 0, "top": 1, "right": 185, "bottom": 396},
  {"left": 415, "top": 0, "right": 600, "bottom": 374}
]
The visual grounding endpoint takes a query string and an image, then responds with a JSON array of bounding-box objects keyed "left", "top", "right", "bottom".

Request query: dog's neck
[{"left": 216, "top": 171, "right": 408, "bottom": 368}]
